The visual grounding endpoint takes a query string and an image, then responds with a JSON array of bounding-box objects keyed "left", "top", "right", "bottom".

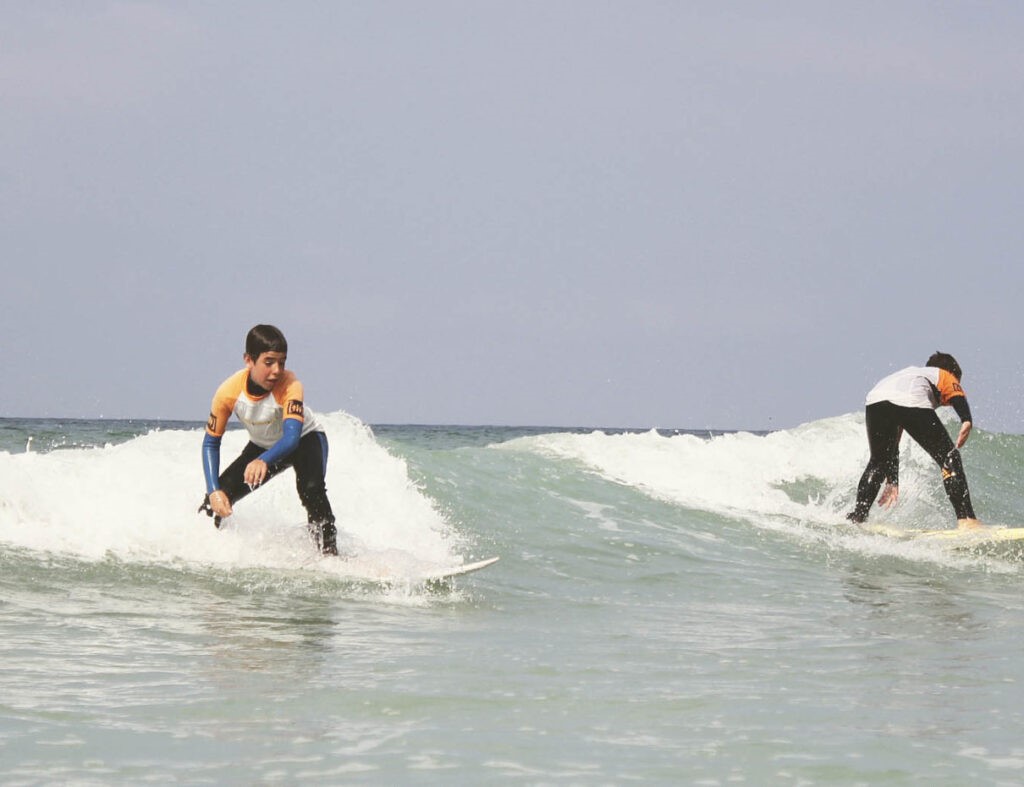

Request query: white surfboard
[
  {"left": 415, "top": 556, "right": 501, "bottom": 582},
  {"left": 331, "top": 555, "right": 500, "bottom": 584}
]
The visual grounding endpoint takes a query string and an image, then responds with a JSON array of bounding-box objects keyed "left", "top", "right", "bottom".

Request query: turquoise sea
[{"left": 3, "top": 413, "right": 1024, "bottom": 784}]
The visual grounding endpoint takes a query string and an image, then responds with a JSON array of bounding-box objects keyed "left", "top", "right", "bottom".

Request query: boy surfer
[
  {"left": 198, "top": 324, "right": 338, "bottom": 555},
  {"left": 847, "top": 352, "right": 981, "bottom": 528}
]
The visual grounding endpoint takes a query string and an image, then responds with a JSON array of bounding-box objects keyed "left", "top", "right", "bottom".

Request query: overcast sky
[{"left": 3, "top": 2, "right": 1023, "bottom": 431}]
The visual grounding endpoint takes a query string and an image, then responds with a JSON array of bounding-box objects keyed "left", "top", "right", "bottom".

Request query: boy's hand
[
  {"left": 877, "top": 483, "right": 899, "bottom": 509},
  {"left": 244, "top": 459, "right": 269, "bottom": 488},
  {"left": 209, "top": 490, "right": 233, "bottom": 518}
]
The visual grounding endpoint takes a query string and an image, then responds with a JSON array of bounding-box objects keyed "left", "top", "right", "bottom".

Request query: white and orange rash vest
[
  {"left": 206, "top": 369, "right": 322, "bottom": 449},
  {"left": 865, "top": 366, "right": 971, "bottom": 419}
]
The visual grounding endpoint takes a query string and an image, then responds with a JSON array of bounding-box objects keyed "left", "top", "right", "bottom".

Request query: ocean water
[{"left": 3, "top": 412, "right": 1024, "bottom": 784}]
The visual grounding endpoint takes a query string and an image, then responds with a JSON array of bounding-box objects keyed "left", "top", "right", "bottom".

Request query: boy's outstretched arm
[{"left": 202, "top": 432, "right": 233, "bottom": 517}]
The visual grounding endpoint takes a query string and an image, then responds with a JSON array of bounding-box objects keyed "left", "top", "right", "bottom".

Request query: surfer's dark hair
[
  {"left": 926, "top": 351, "right": 962, "bottom": 381},
  {"left": 245, "top": 324, "right": 288, "bottom": 359}
]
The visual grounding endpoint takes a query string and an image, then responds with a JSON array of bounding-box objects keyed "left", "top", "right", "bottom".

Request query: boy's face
[{"left": 245, "top": 351, "right": 286, "bottom": 392}]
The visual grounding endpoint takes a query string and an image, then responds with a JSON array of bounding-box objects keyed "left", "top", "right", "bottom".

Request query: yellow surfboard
[{"left": 862, "top": 523, "right": 1024, "bottom": 551}]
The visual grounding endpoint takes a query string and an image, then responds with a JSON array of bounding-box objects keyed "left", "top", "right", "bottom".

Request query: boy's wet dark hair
[
  {"left": 926, "top": 351, "right": 962, "bottom": 381},
  {"left": 246, "top": 324, "right": 288, "bottom": 359}
]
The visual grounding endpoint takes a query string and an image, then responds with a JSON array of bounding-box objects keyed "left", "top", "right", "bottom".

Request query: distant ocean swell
[{"left": 1, "top": 413, "right": 1021, "bottom": 570}]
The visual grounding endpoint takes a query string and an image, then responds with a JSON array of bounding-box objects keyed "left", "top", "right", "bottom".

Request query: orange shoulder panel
[
  {"left": 206, "top": 369, "right": 247, "bottom": 436},
  {"left": 936, "top": 368, "right": 966, "bottom": 406},
  {"left": 274, "top": 371, "right": 306, "bottom": 422}
]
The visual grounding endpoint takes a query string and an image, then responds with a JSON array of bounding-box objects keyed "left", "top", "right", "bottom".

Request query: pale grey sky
[{"left": 3, "top": 2, "right": 1023, "bottom": 430}]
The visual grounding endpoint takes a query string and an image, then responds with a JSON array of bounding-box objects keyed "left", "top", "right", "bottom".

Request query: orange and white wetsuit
[
  {"left": 865, "top": 366, "right": 969, "bottom": 415},
  {"left": 200, "top": 368, "right": 336, "bottom": 553},
  {"left": 205, "top": 368, "right": 322, "bottom": 453}
]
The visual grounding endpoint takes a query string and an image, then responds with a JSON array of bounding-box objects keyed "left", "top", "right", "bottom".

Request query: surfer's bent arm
[
  {"left": 242, "top": 399, "right": 304, "bottom": 488},
  {"left": 258, "top": 414, "right": 302, "bottom": 465},
  {"left": 935, "top": 368, "right": 973, "bottom": 448},
  {"left": 949, "top": 396, "right": 973, "bottom": 449},
  {"left": 955, "top": 420, "right": 972, "bottom": 449}
]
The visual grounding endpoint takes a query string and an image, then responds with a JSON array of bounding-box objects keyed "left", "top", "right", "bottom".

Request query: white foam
[
  {"left": 497, "top": 414, "right": 956, "bottom": 527},
  {"left": 0, "top": 412, "right": 463, "bottom": 575}
]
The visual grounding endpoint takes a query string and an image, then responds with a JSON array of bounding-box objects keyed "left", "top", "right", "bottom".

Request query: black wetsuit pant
[
  {"left": 202, "top": 431, "right": 337, "bottom": 553},
  {"left": 848, "top": 401, "right": 975, "bottom": 523}
]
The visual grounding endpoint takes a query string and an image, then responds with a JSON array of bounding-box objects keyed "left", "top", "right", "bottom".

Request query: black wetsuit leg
[
  {"left": 289, "top": 431, "right": 337, "bottom": 554},
  {"left": 848, "top": 402, "right": 901, "bottom": 523},
  {"left": 898, "top": 407, "right": 975, "bottom": 520}
]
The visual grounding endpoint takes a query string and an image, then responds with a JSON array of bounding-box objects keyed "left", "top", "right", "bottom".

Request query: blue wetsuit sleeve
[
  {"left": 259, "top": 418, "right": 302, "bottom": 466},
  {"left": 202, "top": 432, "right": 222, "bottom": 494},
  {"left": 951, "top": 396, "right": 973, "bottom": 424}
]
